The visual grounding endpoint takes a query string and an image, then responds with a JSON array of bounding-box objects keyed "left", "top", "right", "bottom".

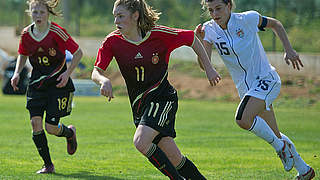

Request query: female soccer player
[
  {"left": 11, "top": 0, "right": 83, "bottom": 174},
  {"left": 92, "top": 0, "right": 221, "bottom": 179},
  {"left": 195, "top": 0, "right": 315, "bottom": 179}
]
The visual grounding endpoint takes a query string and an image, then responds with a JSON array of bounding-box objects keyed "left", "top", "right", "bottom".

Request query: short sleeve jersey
[
  {"left": 95, "top": 25, "right": 195, "bottom": 115},
  {"left": 18, "top": 22, "right": 79, "bottom": 90},
  {"left": 203, "top": 11, "right": 275, "bottom": 92}
]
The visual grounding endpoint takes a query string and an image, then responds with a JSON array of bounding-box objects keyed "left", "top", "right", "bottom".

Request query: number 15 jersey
[{"left": 203, "top": 11, "right": 275, "bottom": 95}]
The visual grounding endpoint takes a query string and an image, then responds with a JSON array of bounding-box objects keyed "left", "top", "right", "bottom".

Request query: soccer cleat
[
  {"left": 277, "top": 140, "right": 294, "bottom": 171},
  {"left": 67, "top": 125, "right": 77, "bottom": 155},
  {"left": 36, "top": 164, "right": 55, "bottom": 174},
  {"left": 296, "top": 167, "right": 315, "bottom": 180}
]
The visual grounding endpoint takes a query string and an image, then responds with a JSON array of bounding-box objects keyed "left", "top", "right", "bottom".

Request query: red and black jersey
[
  {"left": 18, "top": 22, "right": 79, "bottom": 90},
  {"left": 95, "top": 25, "right": 195, "bottom": 116}
]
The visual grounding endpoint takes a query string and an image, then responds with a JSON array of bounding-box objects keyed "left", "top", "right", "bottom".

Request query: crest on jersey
[
  {"left": 48, "top": 48, "right": 56, "bottom": 56},
  {"left": 151, "top": 53, "right": 159, "bottom": 64},
  {"left": 236, "top": 28, "right": 244, "bottom": 38}
]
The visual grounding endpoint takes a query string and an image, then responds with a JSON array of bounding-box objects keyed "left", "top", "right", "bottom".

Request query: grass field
[{"left": 0, "top": 94, "right": 319, "bottom": 180}]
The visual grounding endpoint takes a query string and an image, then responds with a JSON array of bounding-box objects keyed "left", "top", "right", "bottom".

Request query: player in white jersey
[{"left": 195, "top": 0, "right": 315, "bottom": 179}]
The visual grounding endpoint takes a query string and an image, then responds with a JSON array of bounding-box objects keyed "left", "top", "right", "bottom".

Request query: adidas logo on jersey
[
  {"left": 134, "top": 52, "right": 143, "bottom": 59},
  {"left": 38, "top": 47, "right": 44, "bottom": 52}
]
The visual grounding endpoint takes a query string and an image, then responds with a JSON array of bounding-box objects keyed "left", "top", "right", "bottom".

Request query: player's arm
[
  {"left": 259, "top": 16, "right": 303, "bottom": 70},
  {"left": 91, "top": 67, "right": 114, "bottom": 101},
  {"left": 66, "top": 48, "right": 83, "bottom": 76},
  {"left": 11, "top": 54, "right": 27, "bottom": 91},
  {"left": 192, "top": 36, "right": 221, "bottom": 86},
  {"left": 194, "top": 24, "right": 206, "bottom": 70},
  {"left": 56, "top": 48, "right": 83, "bottom": 88}
]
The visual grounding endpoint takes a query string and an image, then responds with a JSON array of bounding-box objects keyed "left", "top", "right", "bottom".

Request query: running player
[
  {"left": 11, "top": 0, "right": 83, "bottom": 174},
  {"left": 195, "top": 0, "right": 315, "bottom": 179},
  {"left": 92, "top": 0, "right": 221, "bottom": 179}
]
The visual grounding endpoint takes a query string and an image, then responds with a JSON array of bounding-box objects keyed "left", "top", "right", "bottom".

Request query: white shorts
[{"left": 239, "top": 71, "right": 281, "bottom": 111}]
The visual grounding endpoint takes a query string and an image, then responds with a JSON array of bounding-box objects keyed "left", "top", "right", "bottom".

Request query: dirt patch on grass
[{"left": 102, "top": 69, "right": 320, "bottom": 102}]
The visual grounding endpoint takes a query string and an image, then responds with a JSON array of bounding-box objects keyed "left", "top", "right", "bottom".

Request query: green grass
[{"left": 0, "top": 94, "right": 319, "bottom": 180}]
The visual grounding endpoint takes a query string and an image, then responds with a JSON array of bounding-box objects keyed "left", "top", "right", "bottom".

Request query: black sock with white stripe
[
  {"left": 146, "top": 144, "right": 184, "bottom": 180},
  {"left": 177, "top": 156, "right": 206, "bottom": 179}
]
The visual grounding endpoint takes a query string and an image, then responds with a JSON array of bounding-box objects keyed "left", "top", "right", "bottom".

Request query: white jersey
[{"left": 203, "top": 11, "right": 275, "bottom": 96}]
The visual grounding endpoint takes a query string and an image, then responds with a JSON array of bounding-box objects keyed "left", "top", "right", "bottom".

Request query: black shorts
[
  {"left": 134, "top": 98, "right": 178, "bottom": 144},
  {"left": 26, "top": 87, "right": 74, "bottom": 123}
]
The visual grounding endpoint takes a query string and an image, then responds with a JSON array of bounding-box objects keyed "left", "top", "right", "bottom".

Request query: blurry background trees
[{"left": 0, "top": 0, "right": 319, "bottom": 52}]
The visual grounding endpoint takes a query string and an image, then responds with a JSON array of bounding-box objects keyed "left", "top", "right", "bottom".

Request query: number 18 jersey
[{"left": 18, "top": 22, "right": 79, "bottom": 91}]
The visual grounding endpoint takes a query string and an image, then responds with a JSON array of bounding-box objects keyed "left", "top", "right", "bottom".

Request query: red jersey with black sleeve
[
  {"left": 95, "top": 25, "right": 195, "bottom": 117},
  {"left": 18, "top": 22, "right": 79, "bottom": 91}
]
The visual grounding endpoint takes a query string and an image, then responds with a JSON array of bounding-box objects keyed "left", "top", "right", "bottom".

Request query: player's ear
[{"left": 132, "top": 11, "right": 139, "bottom": 21}]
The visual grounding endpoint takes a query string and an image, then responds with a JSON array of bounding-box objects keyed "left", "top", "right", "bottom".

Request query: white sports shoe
[
  {"left": 277, "top": 140, "right": 294, "bottom": 171},
  {"left": 295, "top": 167, "right": 315, "bottom": 180}
]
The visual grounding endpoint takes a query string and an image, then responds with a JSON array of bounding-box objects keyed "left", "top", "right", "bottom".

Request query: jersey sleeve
[
  {"left": 160, "top": 27, "right": 195, "bottom": 52},
  {"left": 18, "top": 33, "right": 30, "bottom": 56},
  {"left": 51, "top": 23, "right": 79, "bottom": 55},
  {"left": 60, "top": 28, "right": 79, "bottom": 54},
  {"left": 203, "top": 21, "right": 215, "bottom": 44},
  {"left": 243, "top": 11, "right": 261, "bottom": 33},
  {"left": 166, "top": 28, "right": 195, "bottom": 52},
  {"left": 65, "top": 35, "right": 80, "bottom": 54},
  {"left": 94, "top": 37, "right": 114, "bottom": 71}
]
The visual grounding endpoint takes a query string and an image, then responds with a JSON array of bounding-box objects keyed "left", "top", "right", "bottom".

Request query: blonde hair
[
  {"left": 27, "top": 0, "right": 61, "bottom": 16},
  {"left": 114, "top": 0, "right": 161, "bottom": 32}
]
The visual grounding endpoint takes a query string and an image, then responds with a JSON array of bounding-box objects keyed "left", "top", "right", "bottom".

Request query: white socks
[
  {"left": 249, "top": 116, "right": 283, "bottom": 152},
  {"left": 249, "top": 116, "right": 310, "bottom": 175},
  {"left": 281, "top": 133, "right": 309, "bottom": 175}
]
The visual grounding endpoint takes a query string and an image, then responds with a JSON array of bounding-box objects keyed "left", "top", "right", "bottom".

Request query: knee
[
  {"left": 235, "top": 113, "right": 253, "bottom": 130},
  {"left": 30, "top": 117, "right": 43, "bottom": 131},
  {"left": 45, "top": 123, "right": 59, "bottom": 135},
  {"left": 133, "top": 135, "right": 149, "bottom": 155}
]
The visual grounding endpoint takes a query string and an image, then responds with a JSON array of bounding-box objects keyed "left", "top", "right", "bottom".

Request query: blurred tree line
[{"left": 0, "top": 0, "right": 319, "bottom": 52}]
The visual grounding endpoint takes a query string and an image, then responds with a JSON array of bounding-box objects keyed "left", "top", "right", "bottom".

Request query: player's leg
[
  {"left": 30, "top": 115, "right": 55, "bottom": 173},
  {"left": 158, "top": 137, "right": 206, "bottom": 179},
  {"left": 46, "top": 91, "right": 77, "bottom": 155},
  {"left": 280, "top": 133, "right": 315, "bottom": 179},
  {"left": 133, "top": 125, "right": 184, "bottom": 180},
  {"left": 27, "top": 90, "right": 55, "bottom": 174},
  {"left": 260, "top": 106, "right": 314, "bottom": 178},
  {"left": 235, "top": 96, "right": 294, "bottom": 171}
]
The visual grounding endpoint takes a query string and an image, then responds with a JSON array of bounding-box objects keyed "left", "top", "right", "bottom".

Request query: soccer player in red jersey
[
  {"left": 92, "top": 0, "right": 221, "bottom": 179},
  {"left": 11, "top": 0, "right": 83, "bottom": 174}
]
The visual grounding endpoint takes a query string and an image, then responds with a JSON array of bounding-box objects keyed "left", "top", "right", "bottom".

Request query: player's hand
[
  {"left": 206, "top": 68, "right": 221, "bottom": 86},
  {"left": 284, "top": 49, "right": 303, "bottom": 70},
  {"left": 56, "top": 71, "right": 70, "bottom": 88},
  {"left": 100, "top": 79, "right": 114, "bottom": 102},
  {"left": 10, "top": 73, "right": 20, "bottom": 91},
  {"left": 194, "top": 24, "right": 205, "bottom": 40}
]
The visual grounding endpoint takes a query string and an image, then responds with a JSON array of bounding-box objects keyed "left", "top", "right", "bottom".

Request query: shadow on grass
[{"left": 53, "top": 171, "right": 125, "bottom": 180}]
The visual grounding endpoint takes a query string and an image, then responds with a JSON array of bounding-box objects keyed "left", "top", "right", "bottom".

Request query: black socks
[
  {"left": 177, "top": 156, "right": 206, "bottom": 180},
  {"left": 32, "top": 130, "right": 52, "bottom": 166},
  {"left": 146, "top": 144, "right": 184, "bottom": 180},
  {"left": 57, "top": 124, "right": 74, "bottom": 138}
]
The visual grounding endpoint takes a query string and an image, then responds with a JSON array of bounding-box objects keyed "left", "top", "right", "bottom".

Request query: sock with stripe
[
  {"left": 146, "top": 143, "right": 184, "bottom": 180},
  {"left": 281, "top": 133, "right": 309, "bottom": 174},
  {"left": 249, "top": 116, "right": 283, "bottom": 152},
  {"left": 56, "top": 123, "right": 74, "bottom": 138},
  {"left": 32, "top": 130, "right": 53, "bottom": 166},
  {"left": 177, "top": 156, "right": 206, "bottom": 179}
]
